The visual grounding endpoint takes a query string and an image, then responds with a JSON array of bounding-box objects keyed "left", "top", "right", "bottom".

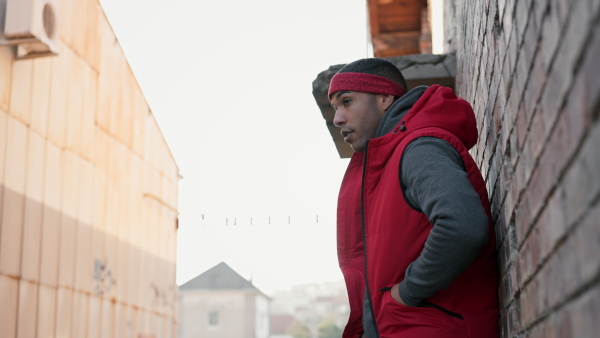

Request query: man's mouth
[{"left": 341, "top": 130, "right": 353, "bottom": 142}]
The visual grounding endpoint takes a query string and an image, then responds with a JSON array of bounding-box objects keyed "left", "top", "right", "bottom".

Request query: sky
[{"left": 98, "top": 0, "right": 371, "bottom": 295}]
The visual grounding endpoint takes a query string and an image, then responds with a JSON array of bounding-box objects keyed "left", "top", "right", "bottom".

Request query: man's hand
[{"left": 390, "top": 283, "right": 407, "bottom": 306}]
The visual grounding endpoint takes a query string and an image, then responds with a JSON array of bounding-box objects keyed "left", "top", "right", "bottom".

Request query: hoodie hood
[
  {"left": 373, "top": 84, "right": 478, "bottom": 150},
  {"left": 376, "top": 86, "right": 429, "bottom": 138}
]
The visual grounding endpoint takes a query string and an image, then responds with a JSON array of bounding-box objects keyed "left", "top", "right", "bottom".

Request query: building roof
[{"left": 179, "top": 262, "right": 262, "bottom": 292}]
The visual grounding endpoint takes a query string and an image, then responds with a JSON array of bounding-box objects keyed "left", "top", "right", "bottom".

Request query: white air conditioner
[{"left": 1, "top": 0, "right": 60, "bottom": 59}]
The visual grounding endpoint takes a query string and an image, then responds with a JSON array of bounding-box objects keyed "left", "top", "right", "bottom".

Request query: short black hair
[{"left": 338, "top": 58, "right": 408, "bottom": 92}]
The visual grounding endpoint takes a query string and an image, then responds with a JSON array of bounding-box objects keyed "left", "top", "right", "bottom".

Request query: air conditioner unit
[{"left": 1, "top": 0, "right": 60, "bottom": 59}]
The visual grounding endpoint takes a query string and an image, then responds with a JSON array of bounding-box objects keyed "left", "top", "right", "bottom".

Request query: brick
[
  {"left": 523, "top": 50, "right": 545, "bottom": 124},
  {"left": 515, "top": 0, "right": 532, "bottom": 47},
  {"left": 552, "top": 0, "right": 571, "bottom": 26},
  {"left": 540, "top": 3, "right": 561, "bottom": 72},
  {"left": 568, "top": 18, "right": 600, "bottom": 123},
  {"left": 529, "top": 108, "right": 545, "bottom": 159},
  {"left": 9, "top": 59, "right": 34, "bottom": 125},
  {"left": 520, "top": 201, "right": 600, "bottom": 326},
  {"left": 536, "top": 187, "right": 567, "bottom": 260},
  {"left": 563, "top": 120, "right": 600, "bottom": 227}
]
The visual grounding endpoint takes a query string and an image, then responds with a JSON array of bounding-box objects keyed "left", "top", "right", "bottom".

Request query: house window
[{"left": 208, "top": 311, "right": 219, "bottom": 326}]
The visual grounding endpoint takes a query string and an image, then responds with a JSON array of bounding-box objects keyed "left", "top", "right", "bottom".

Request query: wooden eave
[{"left": 368, "top": 0, "right": 427, "bottom": 57}]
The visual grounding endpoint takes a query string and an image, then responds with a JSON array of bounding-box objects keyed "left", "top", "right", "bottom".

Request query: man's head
[{"left": 329, "top": 58, "right": 407, "bottom": 152}]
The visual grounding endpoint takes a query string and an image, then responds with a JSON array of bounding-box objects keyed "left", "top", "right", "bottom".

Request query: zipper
[{"left": 361, "top": 141, "right": 381, "bottom": 338}]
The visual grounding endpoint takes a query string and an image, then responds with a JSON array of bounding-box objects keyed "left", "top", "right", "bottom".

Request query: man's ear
[{"left": 378, "top": 94, "right": 395, "bottom": 112}]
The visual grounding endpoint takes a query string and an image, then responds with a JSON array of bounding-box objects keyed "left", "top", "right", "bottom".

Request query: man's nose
[{"left": 333, "top": 110, "right": 346, "bottom": 127}]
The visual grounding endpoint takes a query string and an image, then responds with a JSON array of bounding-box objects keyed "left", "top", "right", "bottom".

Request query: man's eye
[{"left": 343, "top": 99, "right": 351, "bottom": 106}]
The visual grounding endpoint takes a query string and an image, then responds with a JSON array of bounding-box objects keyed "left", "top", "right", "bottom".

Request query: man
[{"left": 330, "top": 58, "right": 499, "bottom": 337}]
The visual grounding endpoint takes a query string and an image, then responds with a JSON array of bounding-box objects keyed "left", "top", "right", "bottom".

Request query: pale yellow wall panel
[
  {"left": 59, "top": 0, "right": 74, "bottom": 46},
  {"left": 81, "top": 66, "right": 98, "bottom": 163},
  {"left": 114, "top": 302, "right": 126, "bottom": 338},
  {"left": 116, "top": 241, "right": 131, "bottom": 304},
  {"left": 65, "top": 56, "right": 85, "bottom": 154},
  {"left": 87, "top": 295, "right": 101, "bottom": 338},
  {"left": 71, "top": 292, "right": 89, "bottom": 338},
  {"left": 21, "top": 197, "right": 44, "bottom": 282},
  {"left": 93, "top": 128, "right": 110, "bottom": 177},
  {"left": 0, "top": 47, "right": 13, "bottom": 112},
  {"left": 57, "top": 214, "right": 76, "bottom": 288},
  {"left": 0, "top": 110, "right": 8, "bottom": 216},
  {"left": 74, "top": 221, "right": 92, "bottom": 292},
  {"left": 25, "top": 130, "right": 46, "bottom": 202},
  {"left": 79, "top": 159, "right": 94, "bottom": 225},
  {"left": 101, "top": 298, "right": 115, "bottom": 338},
  {"left": 84, "top": 1, "right": 101, "bottom": 72},
  {"left": 9, "top": 58, "right": 34, "bottom": 125},
  {"left": 3, "top": 110, "right": 28, "bottom": 194},
  {"left": 131, "top": 88, "right": 147, "bottom": 156},
  {"left": 0, "top": 275, "right": 18, "bottom": 337},
  {"left": 30, "top": 57, "right": 53, "bottom": 138},
  {"left": 20, "top": 131, "right": 46, "bottom": 281},
  {"left": 36, "top": 285, "right": 57, "bottom": 338},
  {"left": 91, "top": 167, "right": 107, "bottom": 245},
  {"left": 39, "top": 141, "right": 62, "bottom": 287},
  {"left": 47, "top": 44, "right": 72, "bottom": 147},
  {"left": 108, "top": 54, "right": 125, "bottom": 139},
  {"left": 55, "top": 288, "right": 74, "bottom": 338},
  {"left": 102, "top": 234, "right": 118, "bottom": 299},
  {"left": 57, "top": 150, "right": 79, "bottom": 288},
  {"left": 60, "top": 150, "right": 79, "bottom": 218},
  {"left": 43, "top": 140, "right": 62, "bottom": 210},
  {"left": 143, "top": 115, "right": 159, "bottom": 170},
  {"left": 70, "top": 0, "right": 87, "bottom": 60},
  {"left": 16, "top": 280, "right": 39, "bottom": 338},
  {"left": 0, "top": 116, "right": 28, "bottom": 277}
]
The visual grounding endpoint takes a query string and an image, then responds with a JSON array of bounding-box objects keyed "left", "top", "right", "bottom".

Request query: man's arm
[{"left": 397, "top": 137, "right": 489, "bottom": 307}]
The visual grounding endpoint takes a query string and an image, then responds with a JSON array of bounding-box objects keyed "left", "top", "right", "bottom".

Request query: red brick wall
[{"left": 444, "top": 0, "right": 600, "bottom": 337}]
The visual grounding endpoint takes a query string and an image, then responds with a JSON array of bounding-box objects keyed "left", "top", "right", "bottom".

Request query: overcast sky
[{"left": 98, "top": 0, "right": 371, "bottom": 294}]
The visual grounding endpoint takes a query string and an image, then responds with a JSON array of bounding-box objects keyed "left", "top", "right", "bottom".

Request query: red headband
[{"left": 328, "top": 72, "right": 406, "bottom": 99}]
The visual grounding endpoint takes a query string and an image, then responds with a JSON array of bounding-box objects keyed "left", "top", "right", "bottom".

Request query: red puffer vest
[{"left": 337, "top": 85, "right": 499, "bottom": 338}]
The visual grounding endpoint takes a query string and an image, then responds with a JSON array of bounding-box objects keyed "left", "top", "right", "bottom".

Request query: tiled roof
[{"left": 179, "top": 262, "right": 260, "bottom": 292}]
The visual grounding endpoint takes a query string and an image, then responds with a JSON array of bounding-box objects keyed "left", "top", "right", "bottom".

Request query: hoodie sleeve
[{"left": 397, "top": 136, "right": 489, "bottom": 307}]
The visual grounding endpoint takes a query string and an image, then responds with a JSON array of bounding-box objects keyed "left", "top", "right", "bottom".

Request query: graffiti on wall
[{"left": 93, "top": 258, "right": 116, "bottom": 296}]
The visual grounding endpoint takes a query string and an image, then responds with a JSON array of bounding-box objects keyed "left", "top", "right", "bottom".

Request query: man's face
[{"left": 331, "top": 91, "right": 386, "bottom": 153}]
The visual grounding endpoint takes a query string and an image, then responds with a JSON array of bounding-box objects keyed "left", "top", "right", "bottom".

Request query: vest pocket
[{"left": 420, "top": 300, "right": 464, "bottom": 319}]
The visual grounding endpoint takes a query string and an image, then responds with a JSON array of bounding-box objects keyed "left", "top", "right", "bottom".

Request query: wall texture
[
  {"left": 445, "top": 0, "right": 599, "bottom": 337},
  {"left": 0, "top": 0, "right": 180, "bottom": 337}
]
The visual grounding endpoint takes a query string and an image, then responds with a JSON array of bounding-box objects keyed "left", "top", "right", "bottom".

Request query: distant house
[{"left": 178, "top": 262, "right": 270, "bottom": 338}]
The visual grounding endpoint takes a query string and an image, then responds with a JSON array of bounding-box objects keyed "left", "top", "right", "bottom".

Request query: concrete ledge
[{"left": 312, "top": 53, "right": 456, "bottom": 158}]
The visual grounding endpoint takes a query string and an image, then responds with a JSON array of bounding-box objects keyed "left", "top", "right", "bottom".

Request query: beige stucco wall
[
  {"left": 0, "top": 0, "right": 179, "bottom": 337},
  {"left": 179, "top": 290, "right": 270, "bottom": 338}
]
